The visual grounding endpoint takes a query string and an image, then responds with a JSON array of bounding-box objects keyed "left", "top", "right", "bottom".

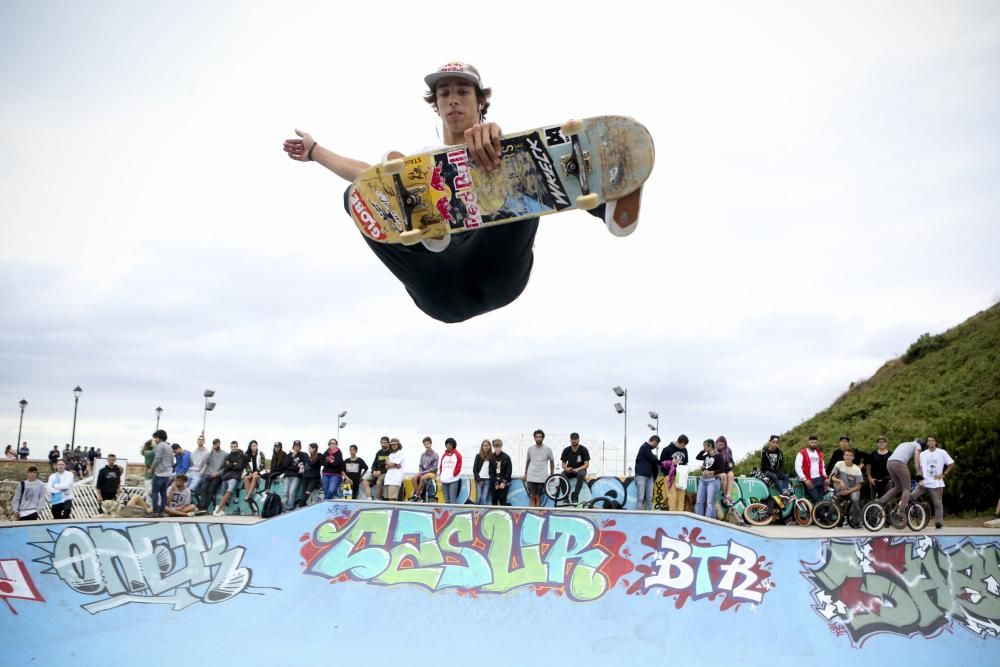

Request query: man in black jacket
[
  {"left": 760, "top": 435, "right": 790, "bottom": 494},
  {"left": 280, "top": 441, "right": 309, "bottom": 510},
  {"left": 489, "top": 439, "right": 512, "bottom": 506},
  {"left": 214, "top": 441, "right": 247, "bottom": 516},
  {"left": 96, "top": 454, "right": 123, "bottom": 508},
  {"left": 634, "top": 435, "right": 661, "bottom": 510}
]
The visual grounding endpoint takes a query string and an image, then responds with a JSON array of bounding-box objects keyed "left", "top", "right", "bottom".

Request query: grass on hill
[{"left": 735, "top": 302, "right": 1000, "bottom": 512}]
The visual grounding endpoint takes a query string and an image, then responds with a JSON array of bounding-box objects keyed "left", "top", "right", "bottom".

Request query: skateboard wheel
[
  {"left": 561, "top": 119, "right": 584, "bottom": 136},
  {"left": 382, "top": 158, "right": 405, "bottom": 175},
  {"left": 399, "top": 230, "right": 423, "bottom": 245},
  {"left": 576, "top": 193, "right": 600, "bottom": 210}
]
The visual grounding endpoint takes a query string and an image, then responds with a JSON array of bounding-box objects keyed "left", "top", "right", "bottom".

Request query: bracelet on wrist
[{"left": 307, "top": 143, "right": 317, "bottom": 161}]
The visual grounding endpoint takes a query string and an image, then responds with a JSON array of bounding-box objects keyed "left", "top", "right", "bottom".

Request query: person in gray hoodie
[
  {"left": 151, "top": 429, "right": 174, "bottom": 517},
  {"left": 198, "top": 438, "right": 228, "bottom": 512},
  {"left": 13, "top": 466, "right": 47, "bottom": 520}
]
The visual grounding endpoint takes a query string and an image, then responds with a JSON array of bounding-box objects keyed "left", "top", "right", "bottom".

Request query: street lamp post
[
  {"left": 613, "top": 386, "right": 628, "bottom": 475},
  {"left": 202, "top": 389, "right": 216, "bottom": 435},
  {"left": 16, "top": 399, "right": 27, "bottom": 454},
  {"left": 648, "top": 410, "right": 659, "bottom": 436},
  {"left": 155, "top": 406, "right": 163, "bottom": 430},
  {"left": 70, "top": 386, "right": 82, "bottom": 449},
  {"left": 336, "top": 410, "right": 347, "bottom": 441}
]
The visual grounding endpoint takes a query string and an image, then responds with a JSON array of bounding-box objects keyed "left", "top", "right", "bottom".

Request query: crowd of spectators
[{"left": 6, "top": 429, "right": 963, "bottom": 529}]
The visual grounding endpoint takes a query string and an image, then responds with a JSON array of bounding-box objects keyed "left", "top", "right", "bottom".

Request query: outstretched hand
[
  {"left": 464, "top": 122, "right": 502, "bottom": 172},
  {"left": 283, "top": 129, "right": 316, "bottom": 162}
]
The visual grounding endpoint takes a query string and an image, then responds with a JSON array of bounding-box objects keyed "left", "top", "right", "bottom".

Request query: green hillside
[{"left": 737, "top": 302, "right": 1000, "bottom": 511}]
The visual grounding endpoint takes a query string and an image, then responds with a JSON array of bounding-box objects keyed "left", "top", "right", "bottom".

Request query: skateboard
[{"left": 347, "top": 115, "right": 654, "bottom": 245}]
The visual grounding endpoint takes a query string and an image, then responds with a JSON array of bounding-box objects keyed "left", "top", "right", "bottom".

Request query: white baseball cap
[{"left": 424, "top": 62, "right": 484, "bottom": 90}]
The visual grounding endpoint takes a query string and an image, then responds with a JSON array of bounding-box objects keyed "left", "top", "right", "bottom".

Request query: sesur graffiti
[
  {"left": 627, "top": 526, "right": 774, "bottom": 610},
  {"left": 30, "top": 523, "right": 275, "bottom": 614},
  {"left": 0, "top": 558, "right": 45, "bottom": 614},
  {"left": 300, "top": 507, "right": 633, "bottom": 601},
  {"left": 802, "top": 537, "right": 1000, "bottom": 645}
]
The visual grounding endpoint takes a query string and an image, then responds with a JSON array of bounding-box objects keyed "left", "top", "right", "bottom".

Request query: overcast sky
[{"left": 2, "top": 1, "right": 998, "bottom": 475}]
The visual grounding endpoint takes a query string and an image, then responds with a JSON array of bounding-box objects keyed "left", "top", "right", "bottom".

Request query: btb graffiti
[
  {"left": 301, "top": 507, "right": 633, "bottom": 601},
  {"left": 627, "top": 526, "right": 773, "bottom": 610},
  {"left": 31, "top": 523, "right": 269, "bottom": 614},
  {"left": 802, "top": 537, "right": 1000, "bottom": 645}
]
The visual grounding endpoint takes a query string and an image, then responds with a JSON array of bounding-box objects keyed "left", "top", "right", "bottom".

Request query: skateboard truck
[
  {"left": 560, "top": 119, "right": 600, "bottom": 210},
  {"left": 381, "top": 159, "right": 445, "bottom": 245}
]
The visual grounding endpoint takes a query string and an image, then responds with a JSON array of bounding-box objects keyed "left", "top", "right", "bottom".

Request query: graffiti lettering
[
  {"left": 627, "top": 527, "right": 773, "bottom": 610},
  {"left": 802, "top": 537, "right": 1000, "bottom": 645},
  {"left": 446, "top": 149, "right": 481, "bottom": 228},
  {"left": 526, "top": 136, "right": 570, "bottom": 208},
  {"left": 0, "top": 559, "right": 45, "bottom": 614},
  {"left": 30, "top": 523, "right": 272, "bottom": 614},
  {"left": 301, "top": 508, "right": 633, "bottom": 601},
  {"left": 350, "top": 189, "right": 385, "bottom": 240}
]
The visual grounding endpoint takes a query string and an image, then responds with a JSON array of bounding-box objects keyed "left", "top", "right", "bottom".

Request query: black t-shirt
[
  {"left": 561, "top": 445, "right": 590, "bottom": 470},
  {"left": 660, "top": 444, "right": 689, "bottom": 467},
  {"left": 371, "top": 448, "right": 391, "bottom": 473},
  {"left": 696, "top": 450, "right": 726, "bottom": 474},
  {"left": 868, "top": 450, "right": 891, "bottom": 479},
  {"left": 97, "top": 465, "right": 122, "bottom": 495}
]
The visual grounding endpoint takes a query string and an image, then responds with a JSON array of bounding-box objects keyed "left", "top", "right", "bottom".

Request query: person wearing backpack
[{"left": 13, "top": 466, "right": 47, "bottom": 520}]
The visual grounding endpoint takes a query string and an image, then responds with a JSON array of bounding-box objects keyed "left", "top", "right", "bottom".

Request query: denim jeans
[
  {"left": 476, "top": 479, "right": 491, "bottom": 505},
  {"left": 634, "top": 475, "right": 655, "bottom": 510},
  {"left": 282, "top": 476, "right": 301, "bottom": 510},
  {"left": 322, "top": 474, "right": 342, "bottom": 500},
  {"left": 152, "top": 476, "right": 171, "bottom": 514},
  {"left": 443, "top": 481, "right": 460, "bottom": 504},
  {"left": 695, "top": 477, "right": 720, "bottom": 518},
  {"left": 804, "top": 478, "right": 826, "bottom": 504},
  {"left": 763, "top": 471, "right": 790, "bottom": 493},
  {"left": 187, "top": 472, "right": 203, "bottom": 494}
]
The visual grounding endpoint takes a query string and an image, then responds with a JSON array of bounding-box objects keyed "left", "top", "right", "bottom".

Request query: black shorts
[
  {"left": 343, "top": 187, "right": 608, "bottom": 322},
  {"left": 526, "top": 481, "right": 545, "bottom": 496},
  {"left": 345, "top": 186, "right": 539, "bottom": 323}
]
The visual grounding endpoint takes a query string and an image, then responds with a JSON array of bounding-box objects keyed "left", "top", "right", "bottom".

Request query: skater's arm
[{"left": 282, "top": 129, "right": 374, "bottom": 182}]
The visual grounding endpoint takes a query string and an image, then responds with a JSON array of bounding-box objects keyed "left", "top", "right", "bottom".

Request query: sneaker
[
  {"left": 722, "top": 498, "right": 733, "bottom": 507},
  {"left": 604, "top": 186, "right": 642, "bottom": 237},
  {"left": 186, "top": 510, "right": 196, "bottom": 517},
  {"left": 935, "top": 522, "right": 942, "bottom": 529},
  {"left": 212, "top": 506, "right": 224, "bottom": 517}
]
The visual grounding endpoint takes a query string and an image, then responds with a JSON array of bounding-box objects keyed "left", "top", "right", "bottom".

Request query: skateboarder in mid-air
[{"left": 283, "top": 62, "right": 643, "bottom": 324}]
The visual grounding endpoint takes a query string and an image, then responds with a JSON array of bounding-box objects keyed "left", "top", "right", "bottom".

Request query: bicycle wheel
[
  {"left": 906, "top": 502, "right": 928, "bottom": 531},
  {"left": 544, "top": 474, "right": 570, "bottom": 502},
  {"left": 793, "top": 498, "right": 813, "bottom": 526},
  {"left": 811, "top": 500, "right": 841, "bottom": 529},
  {"left": 743, "top": 502, "right": 773, "bottom": 526},
  {"left": 862, "top": 502, "right": 886, "bottom": 531}
]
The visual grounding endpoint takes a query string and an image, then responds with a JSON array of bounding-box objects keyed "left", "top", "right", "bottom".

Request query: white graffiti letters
[
  {"left": 526, "top": 136, "right": 570, "bottom": 207},
  {"left": 647, "top": 535, "right": 694, "bottom": 590},
  {"left": 638, "top": 532, "right": 769, "bottom": 607},
  {"left": 32, "top": 523, "right": 254, "bottom": 614}
]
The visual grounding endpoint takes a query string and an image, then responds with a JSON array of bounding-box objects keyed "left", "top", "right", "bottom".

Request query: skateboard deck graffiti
[{"left": 347, "top": 115, "right": 654, "bottom": 245}]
